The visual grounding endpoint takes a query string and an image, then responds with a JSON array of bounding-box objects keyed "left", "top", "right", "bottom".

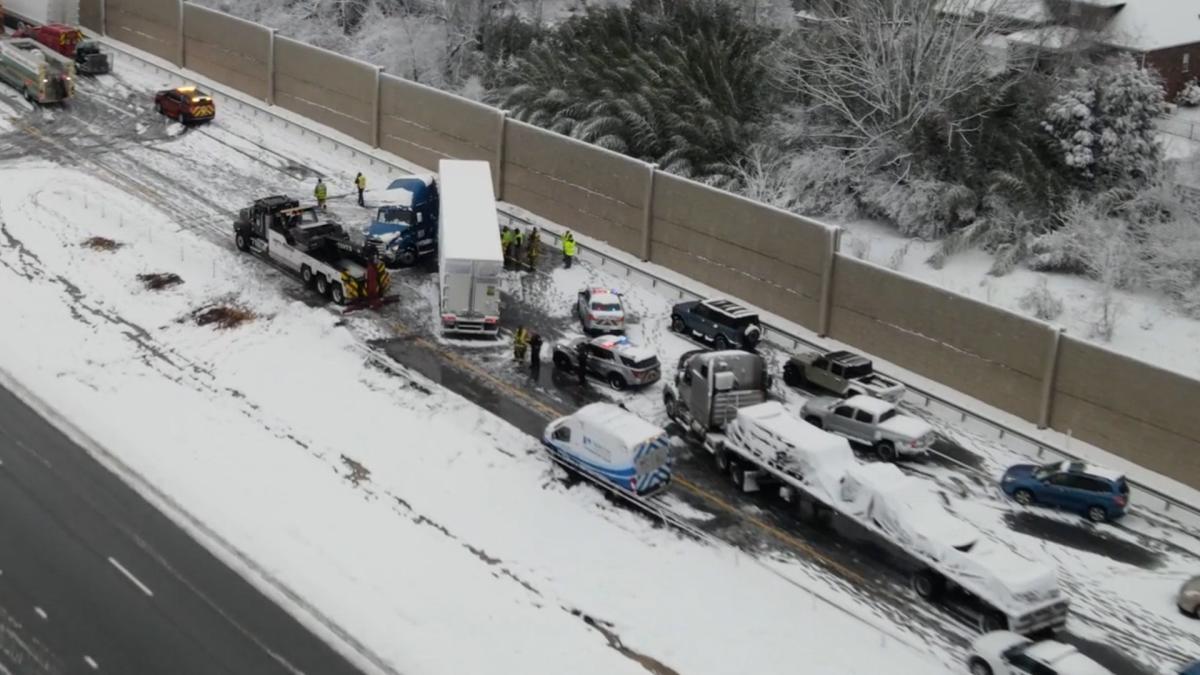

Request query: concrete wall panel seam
[
  {"left": 1037, "top": 326, "right": 1064, "bottom": 429},
  {"left": 640, "top": 163, "right": 656, "bottom": 262}
]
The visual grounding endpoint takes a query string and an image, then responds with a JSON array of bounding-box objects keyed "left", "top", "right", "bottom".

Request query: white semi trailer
[{"left": 437, "top": 160, "right": 502, "bottom": 337}]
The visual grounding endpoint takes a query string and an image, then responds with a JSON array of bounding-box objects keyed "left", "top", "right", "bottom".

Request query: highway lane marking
[
  {"left": 32, "top": 607, "right": 46, "bottom": 620},
  {"left": 107, "top": 558, "right": 153, "bottom": 597},
  {"left": 391, "top": 323, "right": 864, "bottom": 583},
  {"left": 83, "top": 655, "right": 99, "bottom": 670}
]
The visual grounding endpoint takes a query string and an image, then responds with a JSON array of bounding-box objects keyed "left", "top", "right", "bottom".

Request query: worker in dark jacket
[
  {"left": 576, "top": 341, "right": 589, "bottom": 386},
  {"left": 355, "top": 172, "right": 366, "bottom": 207},
  {"left": 526, "top": 228, "right": 541, "bottom": 269},
  {"left": 314, "top": 178, "right": 328, "bottom": 210},
  {"left": 529, "top": 332, "right": 543, "bottom": 377},
  {"left": 513, "top": 228, "right": 524, "bottom": 269}
]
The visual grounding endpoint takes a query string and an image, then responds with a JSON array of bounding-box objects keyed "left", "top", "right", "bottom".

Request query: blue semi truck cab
[{"left": 362, "top": 175, "right": 439, "bottom": 266}]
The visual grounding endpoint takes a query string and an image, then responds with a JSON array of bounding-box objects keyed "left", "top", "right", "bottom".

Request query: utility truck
[
  {"left": 664, "top": 350, "right": 1070, "bottom": 636},
  {"left": 437, "top": 160, "right": 501, "bottom": 337},
  {"left": 233, "top": 195, "right": 391, "bottom": 307},
  {"left": 0, "top": 36, "right": 73, "bottom": 103}
]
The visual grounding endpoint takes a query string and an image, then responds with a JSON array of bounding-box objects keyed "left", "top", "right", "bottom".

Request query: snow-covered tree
[
  {"left": 1178, "top": 79, "right": 1200, "bottom": 107},
  {"left": 1041, "top": 55, "right": 1164, "bottom": 185}
]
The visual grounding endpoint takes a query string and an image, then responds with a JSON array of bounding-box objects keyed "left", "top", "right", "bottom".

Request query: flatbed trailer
[{"left": 663, "top": 350, "right": 1070, "bottom": 636}]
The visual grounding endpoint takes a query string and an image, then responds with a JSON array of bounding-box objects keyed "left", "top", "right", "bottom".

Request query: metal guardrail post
[
  {"left": 100, "top": 0, "right": 107, "bottom": 36},
  {"left": 1037, "top": 326, "right": 1064, "bottom": 429},
  {"left": 265, "top": 27, "right": 275, "bottom": 105},
  {"left": 176, "top": 0, "right": 185, "bottom": 68},
  {"left": 494, "top": 110, "right": 508, "bottom": 200},
  {"left": 817, "top": 227, "right": 842, "bottom": 337},
  {"left": 640, "top": 163, "right": 657, "bottom": 262}
]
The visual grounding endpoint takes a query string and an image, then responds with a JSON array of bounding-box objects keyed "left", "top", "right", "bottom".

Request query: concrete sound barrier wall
[
  {"left": 378, "top": 74, "right": 500, "bottom": 175},
  {"left": 649, "top": 174, "right": 832, "bottom": 331},
  {"left": 182, "top": 4, "right": 269, "bottom": 101},
  {"left": 106, "top": 0, "right": 179, "bottom": 64},
  {"left": 1051, "top": 337, "right": 1200, "bottom": 487},
  {"left": 80, "top": 0, "right": 103, "bottom": 33},
  {"left": 501, "top": 120, "right": 648, "bottom": 256},
  {"left": 829, "top": 256, "right": 1054, "bottom": 423},
  {"left": 272, "top": 35, "right": 376, "bottom": 145}
]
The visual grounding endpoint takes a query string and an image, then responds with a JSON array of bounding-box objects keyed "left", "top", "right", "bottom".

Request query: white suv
[{"left": 968, "top": 631, "right": 1112, "bottom": 675}]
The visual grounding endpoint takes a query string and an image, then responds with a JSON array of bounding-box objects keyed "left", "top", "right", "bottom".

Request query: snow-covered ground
[
  {"left": 1, "top": 44, "right": 1198, "bottom": 675},
  {"left": 0, "top": 162, "right": 962, "bottom": 674}
]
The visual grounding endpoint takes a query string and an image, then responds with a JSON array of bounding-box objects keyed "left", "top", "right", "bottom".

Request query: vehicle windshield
[
  {"left": 842, "top": 363, "right": 873, "bottom": 379},
  {"left": 591, "top": 302, "right": 620, "bottom": 312},
  {"left": 376, "top": 206, "right": 411, "bottom": 226}
]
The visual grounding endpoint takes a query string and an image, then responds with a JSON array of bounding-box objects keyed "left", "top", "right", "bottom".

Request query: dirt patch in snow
[
  {"left": 190, "top": 304, "right": 256, "bottom": 330},
  {"left": 137, "top": 272, "right": 183, "bottom": 291},
  {"left": 82, "top": 236, "right": 122, "bottom": 251},
  {"left": 341, "top": 455, "right": 371, "bottom": 486}
]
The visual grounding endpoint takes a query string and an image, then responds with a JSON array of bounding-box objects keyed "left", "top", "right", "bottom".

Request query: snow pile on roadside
[{"left": 0, "top": 162, "right": 958, "bottom": 675}]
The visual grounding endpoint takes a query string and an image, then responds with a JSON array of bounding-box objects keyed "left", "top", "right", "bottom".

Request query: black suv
[{"left": 670, "top": 298, "right": 762, "bottom": 350}]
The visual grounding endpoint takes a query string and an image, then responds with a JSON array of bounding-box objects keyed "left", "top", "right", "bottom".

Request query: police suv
[
  {"left": 576, "top": 287, "right": 625, "bottom": 334},
  {"left": 552, "top": 335, "right": 661, "bottom": 390}
]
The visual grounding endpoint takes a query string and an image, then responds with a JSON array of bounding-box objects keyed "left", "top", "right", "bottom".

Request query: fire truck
[
  {"left": 12, "top": 23, "right": 109, "bottom": 74},
  {"left": 0, "top": 36, "right": 73, "bottom": 104}
]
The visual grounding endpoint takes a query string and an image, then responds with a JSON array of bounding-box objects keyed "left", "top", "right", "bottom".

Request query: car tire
[
  {"left": 967, "top": 657, "right": 993, "bottom": 675},
  {"left": 714, "top": 335, "right": 730, "bottom": 351},
  {"left": 1086, "top": 505, "right": 1108, "bottom": 523},
  {"left": 979, "top": 611, "right": 1008, "bottom": 633},
  {"left": 1013, "top": 489, "right": 1035, "bottom": 507},
  {"left": 315, "top": 275, "right": 329, "bottom": 297},
  {"left": 300, "top": 264, "right": 314, "bottom": 286},
  {"left": 743, "top": 324, "right": 761, "bottom": 347},
  {"left": 783, "top": 363, "right": 805, "bottom": 387},
  {"left": 876, "top": 441, "right": 897, "bottom": 462},
  {"left": 911, "top": 569, "right": 944, "bottom": 600},
  {"left": 331, "top": 282, "right": 345, "bottom": 305},
  {"left": 804, "top": 416, "right": 823, "bottom": 429},
  {"left": 607, "top": 373, "right": 626, "bottom": 390},
  {"left": 553, "top": 352, "right": 572, "bottom": 371},
  {"left": 234, "top": 232, "right": 249, "bottom": 252},
  {"left": 670, "top": 315, "right": 685, "bottom": 333}
]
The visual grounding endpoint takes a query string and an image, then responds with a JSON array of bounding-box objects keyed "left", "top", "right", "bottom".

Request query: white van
[{"left": 543, "top": 403, "right": 673, "bottom": 497}]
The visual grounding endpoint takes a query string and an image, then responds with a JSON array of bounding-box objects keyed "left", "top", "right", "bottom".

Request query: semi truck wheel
[
  {"left": 331, "top": 283, "right": 345, "bottom": 305},
  {"left": 300, "top": 265, "right": 314, "bottom": 286},
  {"left": 911, "top": 569, "right": 944, "bottom": 600},
  {"left": 398, "top": 249, "right": 417, "bottom": 266},
  {"left": 235, "top": 233, "right": 249, "bottom": 252},
  {"left": 315, "top": 275, "right": 329, "bottom": 297}
]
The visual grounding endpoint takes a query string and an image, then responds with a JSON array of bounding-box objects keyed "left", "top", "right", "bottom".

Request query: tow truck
[
  {"left": 0, "top": 36, "right": 73, "bottom": 103},
  {"left": 664, "top": 350, "right": 1070, "bottom": 636},
  {"left": 233, "top": 195, "right": 392, "bottom": 309},
  {"left": 12, "top": 23, "right": 109, "bottom": 74}
]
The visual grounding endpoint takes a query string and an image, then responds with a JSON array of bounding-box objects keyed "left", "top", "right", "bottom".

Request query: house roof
[{"left": 1103, "top": 0, "right": 1200, "bottom": 51}]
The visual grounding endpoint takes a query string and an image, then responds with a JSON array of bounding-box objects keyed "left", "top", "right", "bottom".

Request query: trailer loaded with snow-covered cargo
[{"left": 663, "top": 350, "right": 1070, "bottom": 635}]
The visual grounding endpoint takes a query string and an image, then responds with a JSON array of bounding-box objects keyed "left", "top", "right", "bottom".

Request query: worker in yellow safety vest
[
  {"left": 562, "top": 231, "right": 576, "bottom": 269},
  {"left": 355, "top": 172, "right": 366, "bottom": 207},
  {"left": 513, "top": 326, "right": 530, "bottom": 361},
  {"left": 314, "top": 178, "right": 328, "bottom": 210},
  {"left": 501, "top": 226, "right": 517, "bottom": 269}
]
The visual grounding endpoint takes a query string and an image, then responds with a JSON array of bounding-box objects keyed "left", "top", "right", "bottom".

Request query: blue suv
[
  {"left": 1001, "top": 460, "right": 1130, "bottom": 523},
  {"left": 670, "top": 298, "right": 762, "bottom": 351}
]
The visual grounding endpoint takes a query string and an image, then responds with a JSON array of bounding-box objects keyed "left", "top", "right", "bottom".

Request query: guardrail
[{"left": 103, "top": 37, "right": 1200, "bottom": 530}]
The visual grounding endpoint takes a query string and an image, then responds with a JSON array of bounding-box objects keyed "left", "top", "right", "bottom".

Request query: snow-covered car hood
[{"left": 878, "top": 415, "right": 932, "bottom": 440}]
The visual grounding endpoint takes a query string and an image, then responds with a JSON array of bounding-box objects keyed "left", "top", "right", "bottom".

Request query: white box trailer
[
  {"left": 718, "top": 402, "right": 1070, "bottom": 635},
  {"left": 437, "top": 160, "right": 502, "bottom": 337},
  {"left": 3, "top": 0, "right": 78, "bottom": 25}
]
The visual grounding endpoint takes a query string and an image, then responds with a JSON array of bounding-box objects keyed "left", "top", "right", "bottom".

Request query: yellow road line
[{"left": 391, "top": 320, "right": 864, "bottom": 583}]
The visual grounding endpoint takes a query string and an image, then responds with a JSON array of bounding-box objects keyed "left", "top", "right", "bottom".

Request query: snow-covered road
[{"left": 0, "top": 52, "right": 1195, "bottom": 675}]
